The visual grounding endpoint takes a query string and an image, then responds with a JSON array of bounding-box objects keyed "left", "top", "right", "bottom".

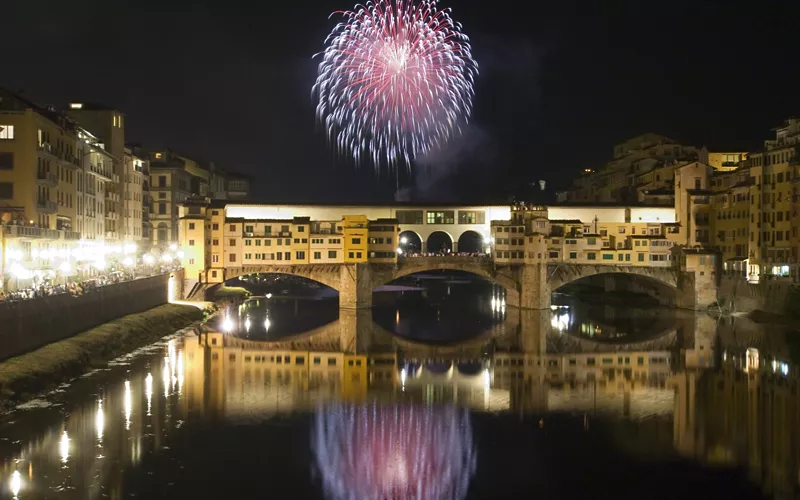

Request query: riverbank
[{"left": 0, "top": 303, "right": 208, "bottom": 412}]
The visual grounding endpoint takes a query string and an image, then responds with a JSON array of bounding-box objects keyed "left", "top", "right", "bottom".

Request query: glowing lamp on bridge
[
  {"left": 313, "top": 403, "right": 476, "bottom": 500},
  {"left": 143, "top": 254, "right": 155, "bottom": 265},
  {"left": 222, "top": 315, "right": 234, "bottom": 333},
  {"left": 161, "top": 253, "right": 173, "bottom": 263},
  {"left": 123, "top": 257, "right": 135, "bottom": 267},
  {"left": 169, "top": 243, "right": 178, "bottom": 252}
]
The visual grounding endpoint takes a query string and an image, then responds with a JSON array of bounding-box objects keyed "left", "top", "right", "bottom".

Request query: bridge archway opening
[
  {"left": 552, "top": 272, "right": 677, "bottom": 307},
  {"left": 216, "top": 272, "right": 339, "bottom": 301},
  {"left": 399, "top": 230, "right": 422, "bottom": 254},
  {"left": 425, "top": 231, "right": 453, "bottom": 254},
  {"left": 457, "top": 230, "right": 484, "bottom": 254}
]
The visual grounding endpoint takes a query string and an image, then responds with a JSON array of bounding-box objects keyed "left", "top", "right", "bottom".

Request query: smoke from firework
[{"left": 313, "top": 0, "right": 478, "bottom": 167}]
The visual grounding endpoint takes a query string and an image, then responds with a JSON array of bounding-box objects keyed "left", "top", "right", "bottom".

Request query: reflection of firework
[
  {"left": 313, "top": 403, "right": 476, "bottom": 499},
  {"left": 313, "top": 0, "right": 478, "bottom": 166}
]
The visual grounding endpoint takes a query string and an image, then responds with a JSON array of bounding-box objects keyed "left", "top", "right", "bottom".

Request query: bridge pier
[
  {"left": 518, "top": 263, "right": 551, "bottom": 310},
  {"left": 339, "top": 263, "right": 374, "bottom": 309}
]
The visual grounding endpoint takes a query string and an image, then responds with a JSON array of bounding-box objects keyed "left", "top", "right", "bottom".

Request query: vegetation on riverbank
[{"left": 0, "top": 303, "right": 205, "bottom": 411}]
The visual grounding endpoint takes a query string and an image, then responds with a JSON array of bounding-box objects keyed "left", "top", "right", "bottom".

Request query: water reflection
[
  {"left": 1, "top": 301, "right": 800, "bottom": 497},
  {"left": 313, "top": 403, "right": 476, "bottom": 499}
]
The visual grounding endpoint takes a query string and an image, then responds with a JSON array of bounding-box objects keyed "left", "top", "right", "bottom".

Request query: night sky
[{"left": 5, "top": 0, "right": 800, "bottom": 203}]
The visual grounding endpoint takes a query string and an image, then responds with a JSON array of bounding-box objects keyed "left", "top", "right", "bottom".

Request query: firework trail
[
  {"left": 313, "top": 0, "right": 478, "bottom": 167},
  {"left": 313, "top": 403, "right": 477, "bottom": 499}
]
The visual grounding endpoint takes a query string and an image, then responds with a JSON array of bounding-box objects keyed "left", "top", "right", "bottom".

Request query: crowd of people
[
  {"left": 0, "top": 272, "right": 133, "bottom": 303},
  {"left": 401, "top": 250, "right": 490, "bottom": 258},
  {"left": 0, "top": 262, "right": 180, "bottom": 304}
]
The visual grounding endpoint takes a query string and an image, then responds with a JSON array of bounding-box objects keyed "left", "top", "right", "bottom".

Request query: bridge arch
[
  {"left": 372, "top": 257, "right": 520, "bottom": 306},
  {"left": 222, "top": 266, "right": 344, "bottom": 291},
  {"left": 399, "top": 230, "right": 423, "bottom": 253},
  {"left": 425, "top": 230, "right": 453, "bottom": 254},
  {"left": 457, "top": 230, "right": 484, "bottom": 254},
  {"left": 547, "top": 264, "right": 679, "bottom": 305}
]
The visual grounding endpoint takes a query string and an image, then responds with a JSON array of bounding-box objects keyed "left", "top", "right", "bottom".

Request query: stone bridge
[
  {"left": 220, "top": 256, "right": 714, "bottom": 311},
  {"left": 546, "top": 263, "right": 680, "bottom": 290}
]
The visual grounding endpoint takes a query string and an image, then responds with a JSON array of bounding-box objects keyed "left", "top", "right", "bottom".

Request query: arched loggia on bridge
[
  {"left": 398, "top": 230, "right": 423, "bottom": 253},
  {"left": 457, "top": 230, "right": 484, "bottom": 254},
  {"left": 425, "top": 231, "right": 453, "bottom": 254}
]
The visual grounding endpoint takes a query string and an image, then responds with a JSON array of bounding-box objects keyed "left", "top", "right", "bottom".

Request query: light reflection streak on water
[
  {"left": 177, "top": 352, "right": 184, "bottom": 395},
  {"left": 59, "top": 430, "right": 69, "bottom": 465},
  {"left": 124, "top": 381, "right": 132, "bottom": 430},
  {"left": 163, "top": 356, "right": 171, "bottom": 399},
  {"left": 96, "top": 400, "right": 104, "bottom": 444},
  {"left": 145, "top": 373, "right": 153, "bottom": 416},
  {"left": 9, "top": 470, "right": 21, "bottom": 497}
]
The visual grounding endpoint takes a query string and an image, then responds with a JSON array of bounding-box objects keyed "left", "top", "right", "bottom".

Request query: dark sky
[{"left": 5, "top": 0, "right": 800, "bottom": 203}]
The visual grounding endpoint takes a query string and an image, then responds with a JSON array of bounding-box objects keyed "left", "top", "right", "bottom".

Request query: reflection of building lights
[
  {"left": 400, "top": 368, "right": 406, "bottom": 385},
  {"left": 781, "top": 362, "right": 789, "bottom": 376},
  {"left": 96, "top": 400, "right": 104, "bottom": 443},
  {"left": 9, "top": 470, "right": 21, "bottom": 498},
  {"left": 264, "top": 318, "right": 271, "bottom": 331},
  {"left": 745, "top": 347, "right": 759, "bottom": 373},
  {"left": 266, "top": 293, "right": 272, "bottom": 299},
  {"left": 550, "top": 312, "right": 571, "bottom": 331},
  {"left": 483, "top": 369, "right": 491, "bottom": 392},
  {"left": 245, "top": 317, "right": 251, "bottom": 331},
  {"left": 177, "top": 352, "right": 184, "bottom": 394},
  {"left": 59, "top": 430, "right": 70, "bottom": 464},
  {"left": 313, "top": 404, "right": 476, "bottom": 500},
  {"left": 163, "top": 357, "right": 171, "bottom": 398},
  {"left": 145, "top": 373, "right": 153, "bottom": 416},
  {"left": 124, "top": 380, "right": 132, "bottom": 430}
]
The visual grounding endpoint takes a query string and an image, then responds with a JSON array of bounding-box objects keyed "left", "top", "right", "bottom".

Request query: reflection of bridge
[
  {"left": 183, "top": 307, "right": 709, "bottom": 421},
  {"left": 214, "top": 255, "right": 713, "bottom": 311}
]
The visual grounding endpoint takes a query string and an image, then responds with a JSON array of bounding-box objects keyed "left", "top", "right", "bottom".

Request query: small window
[
  {"left": 327, "top": 358, "right": 337, "bottom": 366},
  {"left": 188, "top": 222, "right": 195, "bottom": 230}
]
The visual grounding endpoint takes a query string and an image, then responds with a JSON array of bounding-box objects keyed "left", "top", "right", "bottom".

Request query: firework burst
[{"left": 313, "top": 0, "right": 478, "bottom": 166}]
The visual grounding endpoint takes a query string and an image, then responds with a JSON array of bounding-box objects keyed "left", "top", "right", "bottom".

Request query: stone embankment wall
[
  {"left": 0, "top": 273, "right": 174, "bottom": 360},
  {"left": 717, "top": 276, "right": 794, "bottom": 315}
]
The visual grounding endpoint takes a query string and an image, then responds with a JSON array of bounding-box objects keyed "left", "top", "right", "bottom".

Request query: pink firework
[
  {"left": 313, "top": 0, "right": 478, "bottom": 166},
  {"left": 313, "top": 403, "right": 477, "bottom": 499}
]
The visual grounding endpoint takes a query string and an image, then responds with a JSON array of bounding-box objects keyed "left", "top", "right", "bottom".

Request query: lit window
[
  {"left": 0, "top": 125, "right": 14, "bottom": 139},
  {"left": 69, "top": 103, "right": 83, "bottom": 109}
]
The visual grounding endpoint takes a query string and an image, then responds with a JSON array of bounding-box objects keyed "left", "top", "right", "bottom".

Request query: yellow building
[{"left": 342, "top": 215, "right": 368, "bottom": 263}]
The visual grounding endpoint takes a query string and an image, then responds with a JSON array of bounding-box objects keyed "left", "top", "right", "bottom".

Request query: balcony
[
  {"left": 36, "top": 170, "right": 58, "bottom": 187},
  {"left": 37, "top": 199, "right": 57, "bottom": 213},
  {"left": 105, "top": 211, "right": 119, "bottom": 220},
  {"left": 88, "top": 164, "right": 112, "bottom": 180},
  {"left": 62, "top": 231, "right": 81, "bottom": 240},
  {"left": 2, "top": 225, "right": 60, "bottom": 240},
  {"left": 105, "top": 231, "right": 119, "bottom": 240},
  {"left": 105, "top": 191, "right": 120, "bottom": 202}
]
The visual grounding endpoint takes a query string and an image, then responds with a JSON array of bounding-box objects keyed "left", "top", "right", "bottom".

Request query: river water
[{"left": 0, "top": 271, "right": 798, "bottom": 499}]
